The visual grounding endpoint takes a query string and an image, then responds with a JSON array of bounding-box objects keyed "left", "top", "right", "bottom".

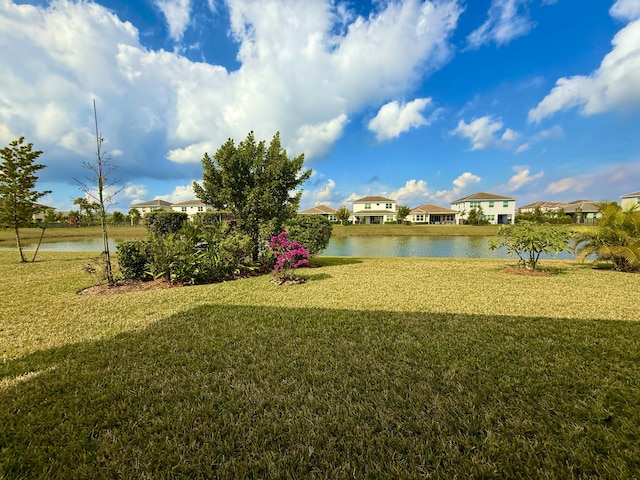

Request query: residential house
[
  {"left": 129, "top": 199, "right": 173, "bottom": 216},
  {"left": 32, "top": 202, "right": 55, "bottom": 223},
  {"left": 621, "top": 191, "right": 640, "bottom": 209},
  {"left": 562, "top": 200, "right": 601, "bottom": 224},
  {"left": 519, "top": 199, "right": 602, "bottom": 223},
  {"left": 352, "top": 196, "right": 396, "bottom": 224},
  {"left": 171, "top": 199, "right": 213, "bottom": 218},
  {"left": 298, "top": 204, "right": 337, "bottom": 222},
  {"left": 407, "top": 204, "right": 458, "bottom": 224},
  {"left": 451, "top": 192, "right": 515, "bottom": 224}
]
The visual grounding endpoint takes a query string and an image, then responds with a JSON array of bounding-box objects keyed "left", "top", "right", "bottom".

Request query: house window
[
  {"left": 416, "top": 214, "right": 425, "bottom": 222},
  {"left": 181, "top": 206, "right": 187, "bottom": 212},
  {"left": 141, "top": 208, "right": 146, "bottom": 213},
  {"left": 198, "top": 206, "right": 204, "bottom": 212},
  {"left": 489, "top": 201, "right": 494, "bottom": 208},
  {"left": 470, "top": 201, "right": 481, "bottom": 209},
  {"left": 483, "top": 214, "right": 495, "bottom": 222},
  {"left": 385, "top": 203, "right": 392, "bottom": 209},
  {"left": 503, "top": 201, "right": 509, "bottom": 207},
  {"left": 365, "top": 203, "right": 371, "bottom": 209},
  {"left": 386, "top": 215, "right": 394, "bottom": 222},
  {"left": 150, "top": 207, "right": 157, "bottom": 211}
]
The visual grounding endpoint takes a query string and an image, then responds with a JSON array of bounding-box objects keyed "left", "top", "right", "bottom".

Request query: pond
[
  {"left": 2, "top": 236, "right": 577, "bottom": 260},
  {"left": 320, "top": 236, "right": 575, "bottom": 259}
]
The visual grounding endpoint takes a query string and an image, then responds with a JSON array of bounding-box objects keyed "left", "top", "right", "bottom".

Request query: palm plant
[{"left": 573, "top": 202, "right": 640, "bottom": 272}]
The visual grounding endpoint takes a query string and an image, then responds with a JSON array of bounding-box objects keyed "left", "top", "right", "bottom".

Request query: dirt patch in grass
[
  {"left": 502, "top": 267, "right": 554, "bottom": 277},
  {"left": 78, "top": 278, "right": 181, "bottom": 295}
]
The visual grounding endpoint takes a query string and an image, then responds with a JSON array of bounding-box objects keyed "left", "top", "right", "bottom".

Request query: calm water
[
  {"left": 3, "top": 236, "right": 576, "bottom": 259},
  {"left": 320, "top": 236, "right": 575, "bottom": 259}
]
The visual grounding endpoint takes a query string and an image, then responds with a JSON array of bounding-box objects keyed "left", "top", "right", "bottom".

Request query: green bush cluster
[
  {"left": 117, "top": 218, "right": 253, "bottom": 285},
  {"left": 285, "top": 214, "right": 332, "bottom": 255},
  {"left": 143, "top": 211, "right": 189, "bottom": 236}
]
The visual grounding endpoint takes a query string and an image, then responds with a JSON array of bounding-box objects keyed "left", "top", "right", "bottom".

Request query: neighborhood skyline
[{"left": 1, "top": 0, "right": 639, "bottom": 212}]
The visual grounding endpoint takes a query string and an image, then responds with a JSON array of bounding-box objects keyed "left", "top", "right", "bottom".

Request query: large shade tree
[
  {"left": 0, "top": 137, "right": 51, "bottom": 262},
  {"left": 193, "top": 131, "right": 311, "bottom": 258}
]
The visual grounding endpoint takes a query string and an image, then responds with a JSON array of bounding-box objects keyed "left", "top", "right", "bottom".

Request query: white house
[
  {"left": 407, "top": 204, "right": 458, "bottom": 224},
  {"left": 171, "top": 199, "right": 212, "bottom": 218},
  {"left": 451, "top": 192, "right": 515, "bottom": 224},
  {"left": 621, "top": 191, "right": 640, "bottom": 209},
  {"left": 352, "top": 196, "right": 396, "bottom": 224},
  {"left": 129, "top": 199, "right": 172, "bottom": 216},
  {"left": 298, "top": 204, "right": 337, "bottom": 222}
]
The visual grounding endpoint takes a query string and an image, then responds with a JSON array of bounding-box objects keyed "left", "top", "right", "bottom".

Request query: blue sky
[{"left": 1, "top": 0, "right": 639, "bottom": 212}]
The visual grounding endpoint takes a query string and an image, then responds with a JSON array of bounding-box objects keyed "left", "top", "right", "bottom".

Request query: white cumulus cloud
[
  {"left": 451, "top": 116, "right": 519, "bottom": 150},
  {"left": 529, "top": 17, "right": 640, "bottom": 123},
  {"left": 433, "top": 172, "right": 481, "bottom": 203},
  {"left": 389, "top": 179, "right": 430, "bottom": 204},
  {"left": 0, "top": 0, "right": 463, "bottom": 190},
  {"left": 467, "top": 0, "right": 535, "bottom": 49},
  {"left": 504, "top": 166, "right": 544, "bottom": 192},
  {"left": 368, "top": 98, "right": 434, "bottom": 141},
  {"left": 610, "top": 0, "right": 640, "bottom": 22},
  {"left": 155, "top": 0, "right": 191, "bottom": 42}
]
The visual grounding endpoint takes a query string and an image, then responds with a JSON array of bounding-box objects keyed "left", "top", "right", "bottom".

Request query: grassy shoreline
[
  {"left": 0, "top": 223, "right": 500, "bottom": 246},
  {"left": 1, "top": 252, "right": 638, "bottom": 477}
]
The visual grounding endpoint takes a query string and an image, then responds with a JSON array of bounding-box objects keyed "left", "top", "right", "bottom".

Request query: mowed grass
[
  {"left": 0, "top": 225, "right": 147, "bottom": 246},
  {"left": 1, "top": 252, "right": 639, "bottom": 478}
]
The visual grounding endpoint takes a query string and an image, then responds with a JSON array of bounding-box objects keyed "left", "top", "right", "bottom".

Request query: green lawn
[{"left": 1, "top": 252, "right": 639, "bottom": 478}]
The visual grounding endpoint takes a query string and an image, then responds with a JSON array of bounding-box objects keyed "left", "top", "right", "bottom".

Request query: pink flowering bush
[{"left": 268, "top": 232, "right": 309, "bottom": 282}]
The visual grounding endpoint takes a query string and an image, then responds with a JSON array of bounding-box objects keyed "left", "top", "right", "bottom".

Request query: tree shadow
[{"left": 1, "top": 305, "right": 639, "bottom": 478}]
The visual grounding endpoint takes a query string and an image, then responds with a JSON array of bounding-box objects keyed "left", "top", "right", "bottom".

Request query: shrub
[
  {"left": 269, "top": 232, "right": 309, "bottom": 282},
  {"left": 286, "top": 215, "right": 332, "bottom": 255},
  {"left": 144, "top": 220, "right": 254, "bottom": 285},
  {"left": 116, "top": 240, "right": 151, "bottom": 280},
  {"left": 489, "top": 221, "right": 573, "bottom": 271},
  {"left": 143, "top": 211, "right": 188, "bottom": 237}
]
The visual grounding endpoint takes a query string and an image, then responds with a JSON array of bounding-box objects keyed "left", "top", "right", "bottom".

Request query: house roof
[
  {"left": 451, "top": 192, "right": 515, "bottom": 203},
  {"left": 172, "top": 199, "right": 208, "bottom": 207},
  {"left": 130, "top": 199, "right": 172, "bottom": 207},
  {"left": 410, "top": 203, "right": 457, "bottom": 214},
  {"left": 621, "top": 191, "right": 640, "bottom": 198},
  {"left": 353, "top": 196, "right": 395, "bottom": 203},
  {"left": 518, "top": 201, "right": 566, "bottom": 210},
  {"left": 563, "top": 201, "right": 600, "bottom": 213},
  {"left": 299, "top": 204, "right": 336, "bottom": 215},
  {"left": 33, "top": 202, "right": 54, "bottom": 210}
]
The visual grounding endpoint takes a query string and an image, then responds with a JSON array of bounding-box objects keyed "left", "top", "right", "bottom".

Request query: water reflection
[{"left": 320, "top": 236, "right": 574, "bottom": 259}]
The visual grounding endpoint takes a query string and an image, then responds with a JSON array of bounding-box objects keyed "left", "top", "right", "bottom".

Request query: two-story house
[
  {"left": 129, "top": 199, "right": 173, "bottom": 216},
  {"left": 451, "top": 192, "right": 515, "bottom": 225},
  {"left": 171, "top": 199, "right": 212, "bottom": 218},
  {"left": 352, "top": 196, "right": 396, "bottom": 224}
]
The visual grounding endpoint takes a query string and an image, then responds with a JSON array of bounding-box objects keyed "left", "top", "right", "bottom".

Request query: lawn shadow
[{"left": 1, "top": 305, "right": 639, "bottom": 478}]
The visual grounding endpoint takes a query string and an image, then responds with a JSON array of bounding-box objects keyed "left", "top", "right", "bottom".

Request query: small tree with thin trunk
[
  {"left": 335, "top": 204, "right": 351, "bottom": 226},
  {"left": 0, "top": 137, "right": 51, "bottom": 262},
  {"left": 396, "top": 205, "right": 411, "bottom": 223},
  {"left": 75, "top": 101, "right": 121, "bottom": 284}
]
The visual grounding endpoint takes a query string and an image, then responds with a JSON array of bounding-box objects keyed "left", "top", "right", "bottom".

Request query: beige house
[
  {"left": 171, "top": 199, "right": 213, "bottom": 218},
  {"left": 32, "top": 202, "right": 55, "bottom": 223},
  {"left": 352, "top": 196, "right": 396, "bottom": 224},
  {"left": 407, "top": 204, "right": 458, "bottom": 224},
  {"left": 129, "top": 199, "right": 173, "bottom": 216},
  {"left": 451, "top": 192, "right": 515, "bottom": 224},
  {"left": 299, "top": 204, "right": 337, "bottom": 222},
  {"left": 621, "top": 191, "right": 640, "bottom": 209}
]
